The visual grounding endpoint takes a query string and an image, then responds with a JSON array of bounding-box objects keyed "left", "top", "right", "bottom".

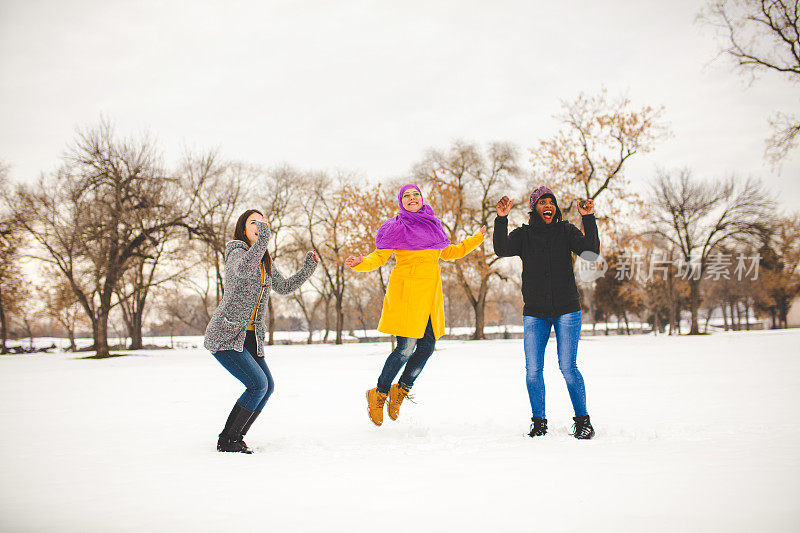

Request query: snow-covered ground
[{"left": 1, "top": 330, "right": 798, "bottom": 532}]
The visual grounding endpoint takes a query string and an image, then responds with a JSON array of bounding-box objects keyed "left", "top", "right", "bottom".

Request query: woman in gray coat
[{"left": 204, "top": 209, "right": 318, "bottom": 453}]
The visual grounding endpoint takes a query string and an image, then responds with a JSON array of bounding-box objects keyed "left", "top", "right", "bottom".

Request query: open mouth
[{"left": 542, "top": 209, "right": 553, "bottom": 219}]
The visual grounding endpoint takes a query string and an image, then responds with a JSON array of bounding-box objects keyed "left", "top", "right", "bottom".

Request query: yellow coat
[{"left": 352, "top": 232, "right": 485, "bottom": 339}]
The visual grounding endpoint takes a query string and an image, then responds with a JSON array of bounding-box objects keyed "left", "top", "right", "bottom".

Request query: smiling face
[
  {"left": 401, "top": 187, "right": 423, "bottom": 212},
  {"left": 535, "top": 196, "right": 556, "bottom": 224}
]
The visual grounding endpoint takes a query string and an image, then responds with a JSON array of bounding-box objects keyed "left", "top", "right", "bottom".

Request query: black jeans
[{"left": 376, "top": 318, "right": 436, "bottom": 394}]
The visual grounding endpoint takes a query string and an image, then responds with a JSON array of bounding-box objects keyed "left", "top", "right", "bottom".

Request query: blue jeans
[
  {"left": 213, "top": 336, "right": 274, "bottom": 412},
  {"left": 523, "top": 311, "right": 587, "bottom": 418},
  {"left": 377, "top": 318, "right": 436, "bottom": 394}
]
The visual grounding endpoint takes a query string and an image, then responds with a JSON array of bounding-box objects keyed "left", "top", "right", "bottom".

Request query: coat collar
[
  {"left": 225, "top": 239, "right": 249, "bottom": 260},
  {"left": 528, "top": 212, "right": 558, "bottom": 232}
]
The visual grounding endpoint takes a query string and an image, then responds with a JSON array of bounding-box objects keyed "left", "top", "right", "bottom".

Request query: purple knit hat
[{"left": 529, "top": 186, "right": 557, "bottom": 212}]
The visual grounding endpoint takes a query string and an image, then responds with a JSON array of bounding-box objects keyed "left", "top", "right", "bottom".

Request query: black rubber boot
[
  {"left": 528, "top": 417, "right": 548, "bottom": 437},
  {"left": 217, "top": 402, "right": 255, "bottom": 453},
  {"left": 572, "top": 415, "right": 595, "bottom": 440}
]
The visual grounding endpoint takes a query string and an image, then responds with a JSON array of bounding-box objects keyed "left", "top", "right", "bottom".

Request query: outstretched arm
[
  {"left": 271, "top": 252, "right": 319, "bottom": 295},
  {"left": 348, "top": 249, "right": 393, "bottom": 272},
  {"left": 440, "top": 229, "right": 485, "bottom": 261},
  {"left": 228, "top": 220, "right": 271, "bottom": 277}
]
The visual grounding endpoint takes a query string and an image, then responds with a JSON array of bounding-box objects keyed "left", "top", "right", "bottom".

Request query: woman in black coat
[{"left": 493, "top": 186, "right": 599, "bottom": 439}]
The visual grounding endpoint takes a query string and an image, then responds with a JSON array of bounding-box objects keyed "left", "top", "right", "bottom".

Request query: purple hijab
[{"left": 374, "top": 184, "right": 451, "bottom": 251}]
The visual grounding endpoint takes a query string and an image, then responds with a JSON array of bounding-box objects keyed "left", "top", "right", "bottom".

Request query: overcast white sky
[{"left": 1, "top": 0, "right": 798, "bottom": 211}]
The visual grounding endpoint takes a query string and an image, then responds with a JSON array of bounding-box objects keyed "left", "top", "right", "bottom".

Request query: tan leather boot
[
  {"left": 387, "top": 384, "right": 410, "bottom": 421},
  {"left": 366, "top": 388, "right": 388, "bottom": 426}
]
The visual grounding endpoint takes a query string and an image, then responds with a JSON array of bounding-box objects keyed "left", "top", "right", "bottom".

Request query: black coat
[{"left": 493, "top": 213, "right": 600, "bottom": 318}]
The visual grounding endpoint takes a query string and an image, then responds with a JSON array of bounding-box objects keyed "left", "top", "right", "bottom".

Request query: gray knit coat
[{"left": 203, "top": 221, "right": 318, "bottom": 357}]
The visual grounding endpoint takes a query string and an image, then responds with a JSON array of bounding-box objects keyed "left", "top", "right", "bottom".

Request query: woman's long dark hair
[{"left": 234, "top": 209, "right": 271, "bottom": 275}]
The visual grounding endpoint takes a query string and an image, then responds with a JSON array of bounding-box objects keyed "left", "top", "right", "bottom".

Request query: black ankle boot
[
  {"left": 217, "top": 402, "right": 255, "bottom": 453},
  {"left": 528, "top": 417, "right": 548, "bottom": 437},
  {"left": 572, "top": 415, "right": 595, "bottom": 440}
]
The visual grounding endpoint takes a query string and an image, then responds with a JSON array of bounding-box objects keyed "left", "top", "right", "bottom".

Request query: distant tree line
[{"left": 1, "top": 89, "right": 798, "bottom": 356}]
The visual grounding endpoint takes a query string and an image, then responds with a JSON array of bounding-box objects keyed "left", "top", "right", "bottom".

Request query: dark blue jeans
[
  {"left": 523, "top": 311, "right": 587, "bottom": 419},
  {"left": 212, "top": 332, "right": 274, "bottom": 412},
  {"left": 377, "top": 318, "right": 436, "bottom": 394}
]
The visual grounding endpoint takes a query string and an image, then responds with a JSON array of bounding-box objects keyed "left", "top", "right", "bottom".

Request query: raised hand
[
  {"left": 577, "top": 199, "right": 595, "bottom": 216},
  {"left": 304, "top": 251, "right": 319, "bottom": 266},
  {"left": 496, "top": 196, "right": 513, "bottom": 217},
  {"left": 479, "top": 225, "right": 487, "bottom": 237},
  {"left": 344, "top": 255, "right": 364, "bottom": 268}
]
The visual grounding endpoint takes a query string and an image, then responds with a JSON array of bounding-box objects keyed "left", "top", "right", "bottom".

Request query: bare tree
[
  {"left": 0, "top": 162, "right": 28, "bottom": 353},
  {"left": 0, "top": 245, "right": 23, "bottom": 354},
  {"left": 288, "top": 276, "right": 324, "bottom": 344},
  {"left": 156, "top": 285, "right": 212, "bottom": 334},
  {"left": 704, "top": 246, "right": 757, "bottom": 331},
  {"left": 754, "top": 214, "right": 800, "bottom": 327},
  {"left": 414, "top": 141, "right": 522, "bottom": 339},
  {"left": 294, "top": 172, "right": 359, "bottom": 344},
  {"left": 17, "top": 289, "right": 41, "bottom": 351},
  {"left": 640, "top": 242, "right": 691, "bottom": 335},
  {"left": 181, "top": 151, "right": 253, "bottom": 305},
  {"left": 254, "top": 164, "right": 302, "bottom": 345},
  {"left": 594, "top": 250, "right": 647, "bottom": 335},
  {"left": 7, "top": 119, "right": 202, "bottom": 357},
  {"left": 346, "top": 275, "right": 384, "bottom": 337},
  {"left": 531, "top": 88, "right": 670, "bottom": 230},
  {"left": 340, "top": 181, "right": 400, "bottom": 343},
  {"left": 294, "top": 172, "right": 384, "bottom": 344},
  {"left": 700, "top": 0, "right": 800, "bottom": 164},
  {"left": 648, "top": 169, "right": 774, "bottom": 334},
  {"left": 39, "top": 266, "right": 89, "bottom": 351},
  {"left": 114, "top": 227, "right": 187, "bottom": 349},
  {"left": 4, "top": 168, "right": 101, "bottom": 350}
]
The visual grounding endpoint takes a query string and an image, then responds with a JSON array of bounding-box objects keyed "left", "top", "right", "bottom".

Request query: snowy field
[{"left": 1, "top": 330, "right": 799, "bottom": 532}]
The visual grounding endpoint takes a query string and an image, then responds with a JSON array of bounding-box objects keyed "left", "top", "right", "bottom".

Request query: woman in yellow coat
[{"left": 345, "top": 184, "right": 486, "bottom": 426}]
